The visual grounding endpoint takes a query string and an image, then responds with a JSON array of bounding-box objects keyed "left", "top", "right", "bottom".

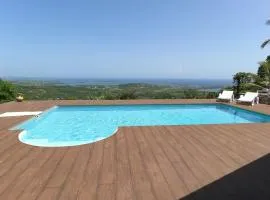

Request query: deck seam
[
  {"left": 172, "top": 126, "right": 232, "bottom": 176},
  {"left": 11, "top": 149, "right": 56, "bottom": 199},
  {"left": 115, "top": 132, "right": 119, "bottom": 200},
  {"left": 0, "top": 147, "right": 39, "bottom": 197},
  {"left": 124, "top": 128, "right": 138, "bottom": 200},
  {"left": 76, "top": 144, "right": 95, "bottom": 199},
  {"left": 95, "top": 141, "right": 105, "bottom": 200},
  {"left": 156, "top": 126, "right": 208, "bottom": 189},
  {"left": 0, "top": 146, "right": 34, "bottom": 179},
  {"left": 190, "top": 125, "right": 246, "bottom": 165},
  {"left": 186, "top": 126, "right": 240, "bottom": 172},
  {"left": 132, "top": 127, "right": 161, "bottom": 200},
  {"left": 184, "top": 126, "right": 236, "bottom": 169},
  {"left": 0, "top": 135, "right": 21, "bottom": 154},
  {"left": 207, "top": 126, "right": 257, "bottom": 159},
  {"left": 163, "top": 126, "right": 215, "bottom": 180},
  {"left": 229, "top": 126, "right": 270, "bottom": 149},
  {"left": 113, "top": 133, "right": 118, "bottom": 200},
  {"left": 214, "top": 126, "right": 267, "bottom": 156},
  {"left": 53, "top": 148, "right": 81, "bottom": 200},
  {"left": 32, "top": 148, "right": 68, "bottom": 200},
  {"left": 0, "top": 143, "right": 26, "bottom": 164},
  {"left": 203, "top": 126, "right": 252, "bottom": 164},
  {"left": 147, "top": 126, "right": 190, "bottom": 196},
  {"left": 139, "top": 126, "right": 179, "bottom": 198},
  {"left": 252, "top": 125, "right": 270, "bottom": 142}
]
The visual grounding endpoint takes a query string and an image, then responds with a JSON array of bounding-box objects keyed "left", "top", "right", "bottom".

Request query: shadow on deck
[{"left": 179, "top": 153, "right": 270, "bottom": 200}]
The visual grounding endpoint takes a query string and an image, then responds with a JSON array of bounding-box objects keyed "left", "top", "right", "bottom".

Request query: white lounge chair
[
  {"left": 237, "top": 92, "right": 259, "bottom": 106},
  {"left": 217, "top": 90, "right": 234, "bottom": 102}
]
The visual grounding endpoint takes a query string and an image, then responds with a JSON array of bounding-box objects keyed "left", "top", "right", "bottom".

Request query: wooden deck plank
[
  {"left": 166, "top": 126, "right": 227, "bottom": 180},
  {"left": 199, "top": 126, "right": 250, "bottom": 163},
  {"left": 228, "top": 125, "right": 270, "bottom": 149},
  {"left": 188, "top": 125, "right": 243, "bottom": 169},
  {"left": 221, "top": 125, "right": 269, "bottom": 149},
  {"left": 0, "top": 130, "right": 11, "bottom": 140},
  {"left": 144, "top": 126, "right": 189, "bottom": 198},
  {"left": 250, "top": 124, "right": 270, "bottom": 140},
  {"left": 96, "top": 135, "right": 117, "bottom": 199},
  {"left": 98, "top": 134, "right": 116, "bottom": 185},
  {"left": 0, "top": 146, "right": 33, "bottom": 177},
  {"left": 76, "top": 141, "right": 104, "bottom": 200},
  {"left": 17, "top": 148, "right": 67, "bottom": 200},
  {"left": 125, "top": 128, "right": 157, "bottom": 200},
  {"left": 180, "top": 126, "right": 237, "bottom": 174},
  {"left": 57, "top": 145, "right": 94, "bottom": 200},
  {"left": 0, "top": 148, "right": 55, "bottom": 199},
  {"left": 213, "top": 125, "right": 268, "bottom": 157},
  {"left": 202, "top": 126, "right": 258, "bottom": 162},
  {"left": 152, "top": 126, "right": 212, "bottom": 190},
  {"left": 46, "top": 147, "right": 80, "bottom": 188},
  {"left": 134, "top": 127, "right": 175, "bottom": 200},
  {"left": 0, "top": 133, "right": 21, "bottom": 155},
  {"left": 190, "top": 125, "right": 247, "bottom": 163},
  {"left": 0, "top": 146, "right": 40, "bottom": 194},
  {"left": 97, "top": 184, "right": 115, "bottom": 200},
  {"left": 115, "top": 128, "right": 135, "bottom": 200},
  {"left": 0, "top": 141, "right": 26, "bottom": 165},
  {"left": 36, "top": 188, "right": 59, "bottom": 200}
]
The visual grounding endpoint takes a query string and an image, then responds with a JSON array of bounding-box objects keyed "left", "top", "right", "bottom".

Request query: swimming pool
[{"left": 13, "top": 104, "right": 270, "bottom": 147}]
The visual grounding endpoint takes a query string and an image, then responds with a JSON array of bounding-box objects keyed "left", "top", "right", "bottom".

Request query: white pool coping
[{"left": 0, "top": 111, "right": 42, "bottom": 118}]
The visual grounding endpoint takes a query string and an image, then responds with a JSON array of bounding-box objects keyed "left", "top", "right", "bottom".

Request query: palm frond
[{"left": 261, "top": 39, "right": 270, "bottom": 48}]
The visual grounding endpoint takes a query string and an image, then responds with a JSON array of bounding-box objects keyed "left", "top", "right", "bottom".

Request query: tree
[
  {"left": 267, "top": 55, "right": 270, "bottom": 62},
  {"left": 233, "top": 72, "right": 257, "bottom": 97},
  {"left": 257, "top": 63, "right": 270, "bottom": 80},
  {"left": 118, "top": 89, "right": 137, "bottom": 100},
  {"left": 261, "top": 19, "right": 270, "bottom": 48},
  {"left": 153, "top": 91, "right": 174, "bottom": 99},
  {"left": 0, "top": 79, "right": 15, "bottom": 101},
  {"left": 257, "top": 56, "right": 270, "bottom": 87},
  {"left": 257, "top": 63, "right": 270, "bottom": 85}
]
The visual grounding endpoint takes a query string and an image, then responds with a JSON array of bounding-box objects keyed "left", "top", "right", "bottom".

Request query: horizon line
[{"left": 2, "top": 76, "right": 232, "bottom": 80}]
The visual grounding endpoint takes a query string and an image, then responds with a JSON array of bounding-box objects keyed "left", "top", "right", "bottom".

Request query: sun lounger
[
  {"left": 237, "top": 92, "right": 259, "bottom": 106},
  {"left": 217, "top": 90, "right": 234, "bottom": 102}
]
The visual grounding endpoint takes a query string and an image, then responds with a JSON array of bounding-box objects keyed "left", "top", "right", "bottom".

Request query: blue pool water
[{"left": 13, "top": 104, "right": 270, "bottom": 147}]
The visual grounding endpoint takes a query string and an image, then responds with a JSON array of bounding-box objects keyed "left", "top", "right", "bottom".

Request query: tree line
[{"left": 11, "top": 83, "right": 218, "bottom": 101}]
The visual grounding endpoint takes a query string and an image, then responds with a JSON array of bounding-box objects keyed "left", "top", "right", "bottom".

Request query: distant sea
[{"left": 6, "top": 77, "right": 232, "bottom": 90}]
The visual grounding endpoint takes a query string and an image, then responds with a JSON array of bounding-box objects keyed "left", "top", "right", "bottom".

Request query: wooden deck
[{"left": 1, "top": 100, "right": 270, "bottom": 200}]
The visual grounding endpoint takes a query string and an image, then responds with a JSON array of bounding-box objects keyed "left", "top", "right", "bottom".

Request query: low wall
[{"left": 259, "top": 94, "right": 270, "bottom": 104}]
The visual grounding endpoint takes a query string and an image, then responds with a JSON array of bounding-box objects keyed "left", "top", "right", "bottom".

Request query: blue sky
[{"left": 1, "top": 0, "right": 269, "bottom": 79}]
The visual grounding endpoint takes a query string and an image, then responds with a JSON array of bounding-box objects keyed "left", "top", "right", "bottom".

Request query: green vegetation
[
  {"left": 0, "top": 79, "right": 15, "bottom": 102},
  {"left": 232, "top": 19, "right": 270, "bottom": 98},
  {"left": 13, "top": 83, "right": 218, "bottom": 100},
  {"left": 232, "top": 57, "right": 270, "bottom": 97},
  {"left": 232, "top": 72, "right": 260, "bottom": 97}
]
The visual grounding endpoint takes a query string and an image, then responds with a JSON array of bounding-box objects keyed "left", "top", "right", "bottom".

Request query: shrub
[{"left": 0, "top": 79, "right": 15, "bottom": 101}]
